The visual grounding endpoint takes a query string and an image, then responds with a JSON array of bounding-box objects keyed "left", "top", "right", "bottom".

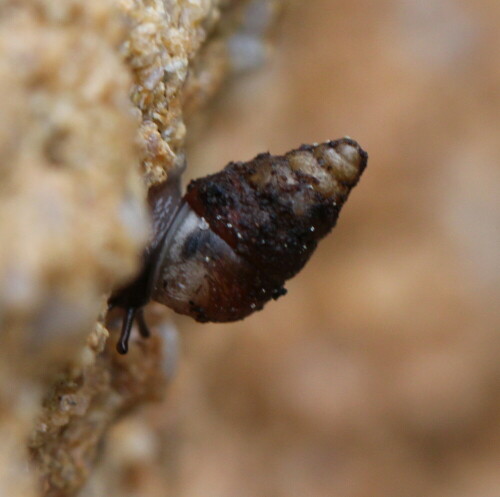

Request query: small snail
[{"left": 108, "top": 138, "right": 368, "bottom": 353}]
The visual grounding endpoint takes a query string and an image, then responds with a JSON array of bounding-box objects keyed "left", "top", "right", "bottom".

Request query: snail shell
[
  {"left": 150, "top": 137, "right": 367, "bottom": 322},
  {"left": 108, "top": 137, "right": 367, "bottom": 353}
]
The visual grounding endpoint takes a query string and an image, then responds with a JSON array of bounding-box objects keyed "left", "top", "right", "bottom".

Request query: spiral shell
[{"left": 151, "top": 137, "right": 367, "bottom": 322}]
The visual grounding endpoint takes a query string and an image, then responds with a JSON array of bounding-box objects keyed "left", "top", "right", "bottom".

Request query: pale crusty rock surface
[
  {"left": 127, "top": 0, "right": 282, "bottom": 185},
  {"left": 0, "top": 3, "right": 143, "bottom": 495},
  {"left": 0, "top": 0, "right": 144, "bottom": 360},
  {"left": 0, "top": 0, "right": 280, "bottom": 496},
  {"left": 123, "top": 0, "right": 219, "bottom": 185},
  {"left": 29, "top": 324, "right": 167, "bottom": 497}
]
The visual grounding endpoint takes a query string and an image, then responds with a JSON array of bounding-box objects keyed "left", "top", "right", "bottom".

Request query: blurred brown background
[{"left": 88, "top": 1, "right": 500, "bottom": 495}]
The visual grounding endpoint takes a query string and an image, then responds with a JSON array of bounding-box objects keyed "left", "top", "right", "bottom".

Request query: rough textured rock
[
  {"left": 29, "top": 324, "right": 167, "bottom": 497},
  {"left": 6, "top": 2, "right": 497, "bottom": 497},
  {"left": 0, "top": 0, "right": 145, "bottom": 364},
  {"left": 125, "top": 0, "right": 282, "bottom": 185},
  {"left": 0, "top": 3, "right": 143, "bottom": 494},
  {"left": 0, "top": 0, "right": 281, "bottom": 496}
]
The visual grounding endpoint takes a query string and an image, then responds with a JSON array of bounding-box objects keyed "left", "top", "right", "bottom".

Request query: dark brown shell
[
  {"left": 109, "top": 138, "right": 368, "bottom": 353},
  {"left": 184, "top": 137, "right": 367, "bottom": 282}
]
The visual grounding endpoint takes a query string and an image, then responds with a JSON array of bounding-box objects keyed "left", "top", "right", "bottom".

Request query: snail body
[{"left": 109, "top": 138, "right": 367, "bottom": 353}]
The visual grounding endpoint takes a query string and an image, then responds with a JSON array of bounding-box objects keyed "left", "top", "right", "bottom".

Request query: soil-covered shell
[{"left": 185, "top": 138, "right": 368, "bottom": 281}]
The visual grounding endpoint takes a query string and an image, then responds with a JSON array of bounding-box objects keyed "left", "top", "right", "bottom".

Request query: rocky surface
[
  {"left": 2, "top": 1, "right": 497, "bottom": 497},
  {"left": 0, "top": 0, "right": 280, "bottom": 495}
]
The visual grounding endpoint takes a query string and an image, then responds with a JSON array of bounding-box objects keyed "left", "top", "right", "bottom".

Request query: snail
[{"left": 108, "top": 137, "right": 368, "bottom": 353}]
